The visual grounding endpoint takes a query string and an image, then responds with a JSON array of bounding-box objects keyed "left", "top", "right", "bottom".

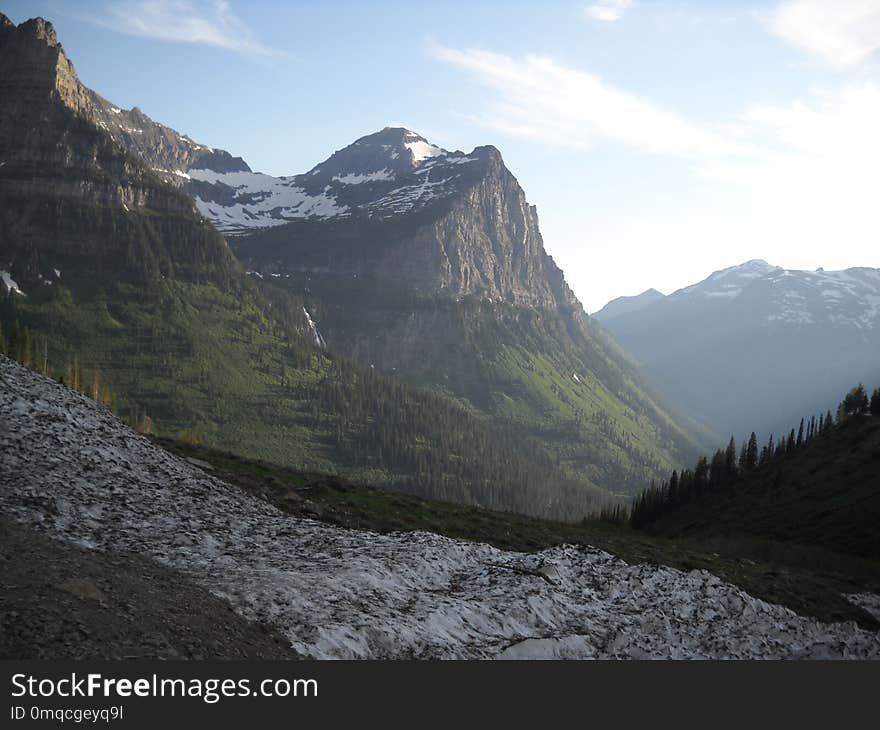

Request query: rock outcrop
[{"left": 0, "top": 14, "right": 239, "bottom": 287}]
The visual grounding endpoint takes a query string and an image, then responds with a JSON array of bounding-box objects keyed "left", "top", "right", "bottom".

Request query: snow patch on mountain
[
  {"left": 183, "top": 129, "right": 480, "bottom": 234},
  {"left": 189, "top": 168, "right": 349, "bottom": 233},
  {"left": 404, "top": 138, "right": 445, "bottom": 164},
  {"left": 2, "top": 357, "right": 879, "bottom": 660},
  {"left": 332, "top": 169, "right": 394, "bottom": 184},
  {"left": 0, "top": 270, "right": 25, "bottom": 296},
  {"left": 662, "top": 261, "right": 880, "bottom": 330}
]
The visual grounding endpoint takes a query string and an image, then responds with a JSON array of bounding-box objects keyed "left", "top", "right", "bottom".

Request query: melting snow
[
  {"left": 1, "top": 358, "right": 878, "bottom": 660},
  {"left": 332, "top": 169, "right": 395, "bottom": 184},
  {"left": 189, "top": 169, "right": 349, "bottom": 233},
  {"left": 405, "top": 139, "right": 445, "bottom": 164},
  {"left": 1, "top": 270, "right": 25, "bottom": 296}
]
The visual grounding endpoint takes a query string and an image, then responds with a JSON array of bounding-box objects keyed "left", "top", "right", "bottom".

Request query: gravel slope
[{"left": 0, "top": 518, "right": 295, "bottom": 659}]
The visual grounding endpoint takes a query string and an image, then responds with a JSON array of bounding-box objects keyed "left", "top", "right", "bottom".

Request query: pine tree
[
  {"left": 871, "top": 388, "right": 880, "bottom": 417},
  {"left": 20, "top": 326, "right": 33, "bottom": 368},
  {"left": 724, "top": 437, "right": 738, "bottom": 480},
  {"left": 796, "top": 419, "right": 804, "bottom": 446},
  {"left": 839, "top": 384, "right": 869, "bottom": 420},
  {"left": 745, "top": 432, "right": 759, "bottom": 470}
]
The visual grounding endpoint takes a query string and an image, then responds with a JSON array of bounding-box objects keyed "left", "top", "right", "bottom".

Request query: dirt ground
[{"left": 0, "top": 519, "right": 297, "bottom": 659}]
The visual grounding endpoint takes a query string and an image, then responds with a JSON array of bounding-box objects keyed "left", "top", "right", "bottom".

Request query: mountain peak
[
  {"left": 0, "top": 14, "right": 92, "bottom": 115},
  {"left": 15, "top": 16, "right": 60, "bottom": 46},
  {"left": 593, "top": 288, "right": 666, "bottom": 321}
]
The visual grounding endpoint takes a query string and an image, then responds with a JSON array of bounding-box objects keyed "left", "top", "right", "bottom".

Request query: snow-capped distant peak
[
  {"left": 672, "top": 260, "right": 782, "bottom": 300},
  {"left": 660, "top": 260, "right": 880, "bottom": 330}
]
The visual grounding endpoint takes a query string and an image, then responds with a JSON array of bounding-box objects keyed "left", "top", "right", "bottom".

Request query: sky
[{"left": 4, "top": 0, "right": 880, "bottom": 312}]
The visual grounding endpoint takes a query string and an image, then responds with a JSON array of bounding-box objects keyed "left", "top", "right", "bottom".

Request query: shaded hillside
[{"left": 633, "top": 389, "right": 880, "bottom": 561}]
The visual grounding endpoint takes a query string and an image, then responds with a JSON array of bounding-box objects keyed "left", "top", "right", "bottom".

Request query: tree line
[
  {"left": 0, "top": 317, "right": 117, "bottom": 412},
  {"left": 630, "top": 383, "right": 880, "bottom": 529}
]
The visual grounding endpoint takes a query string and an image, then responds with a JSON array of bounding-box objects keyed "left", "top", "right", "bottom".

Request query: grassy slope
[
  {"left": 8, "top": 273, "right": 336, "bottom": 471},
  {"left": 156, "top": 436, "right": 880, "bottom": 631},
  {"left": 261, "top": 272, "right": 703, "bottom": 496},
  {"left": 7, "top": 271, "right": 613, "bottom": 519},
  {"left": 647, "top": 416, "right": 880, "bottom": 560}
]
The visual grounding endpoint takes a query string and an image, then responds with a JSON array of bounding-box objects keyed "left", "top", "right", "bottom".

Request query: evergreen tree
[
  {"left": 824, "top": 410, "right": 834, "bottom": 432},
  {"left": 724, "top": 437, "right": 738, "bottom": 479},
  {"left": 694, "top": 456, "right": 709, "bottom": 496},
  {"left": 839, "top": 384, "right": 869, "bottom": 420},
  {"left": 745, "top": 432, "right": 759, "bottom": 470},
  {"left": 796, "top": 419, "right": 804, "bottom": 446},
  {"left": 668, "top": 470, "right": 679, "bottom": 504},
  {"left": 20, "top": 326, "right": 33, "bottom": 368},
  {"left": 871, "top": 388, "right": 880, "bottom": 417}
]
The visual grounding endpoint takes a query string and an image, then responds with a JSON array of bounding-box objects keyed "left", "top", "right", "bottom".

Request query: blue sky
[{"left": 5, "top": 0, "right": 880, "bottom": 311}]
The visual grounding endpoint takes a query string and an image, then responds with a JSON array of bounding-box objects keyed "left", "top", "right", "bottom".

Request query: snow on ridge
[
  {"left": 332, "top": 169, "right": 395, "bottom": 185},
  {"left": 153, "top": 167, "right": 191, "bottom": 180},
  {"left": 1, "top": 357, "right": 879, "bottom": 660},
  {"left": 189, "top": 169, "right": 350, "bottom": 232},
  {"left": 405, "top": 138, "right": 445, "bottom": 164}
]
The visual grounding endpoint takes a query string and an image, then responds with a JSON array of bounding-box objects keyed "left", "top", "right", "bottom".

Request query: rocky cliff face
[
  {"left": 235, "top": 131, "right": 585, "bottom": 313},
  {"left": 0, "top": 14, "right": 238, "bottom": 287}
]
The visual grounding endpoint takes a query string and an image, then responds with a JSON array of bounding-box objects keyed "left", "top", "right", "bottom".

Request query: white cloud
[
  {"left": 430, "top": 45, "right": 743, "bottom": 160},
  {"left": 434, "top": 43, "right": 880, "bottom": 308},
  {"left": 705, "top": 81, "right": 880, "bottom": 245},
  {"left": 91, "top": 0, "right": 283, "bottom": 57},
  {"left": 585, "top": 0, "right": 633, "bottom": 23},
  {"left": 768, "top": 0, "right": 880, "bottom": 67}
]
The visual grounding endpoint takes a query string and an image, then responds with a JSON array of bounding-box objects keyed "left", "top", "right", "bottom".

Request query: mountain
[
  {"left": 0, "top": 14, "right": 618, "bottom": 520},
  {"left": 4, "top": 354, "right": 878, "bottom": 658},
  {"left": 594, "top": 260, "right": 880, "bottom": 440},
  {"left": 47, "top": 26, "right": 701, "bottom": 497},
  {"left": 594, "top": 288, "right": 665, "bottom": 321},
  {"left": 218, "top": 129, "right": 703, "bottom": 495},
  {"left": 0, "top": 15, "right": 238, "bottom": 288}
]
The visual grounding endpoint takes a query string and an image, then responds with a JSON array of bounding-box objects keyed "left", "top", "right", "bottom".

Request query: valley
[{"left": 1, "top": 8, "right": 878, "bottom": 665}]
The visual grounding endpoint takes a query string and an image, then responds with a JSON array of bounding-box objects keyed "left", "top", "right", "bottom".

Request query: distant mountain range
[{"left": 594, "top": 259, "right": 880, "bottom": 439}]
